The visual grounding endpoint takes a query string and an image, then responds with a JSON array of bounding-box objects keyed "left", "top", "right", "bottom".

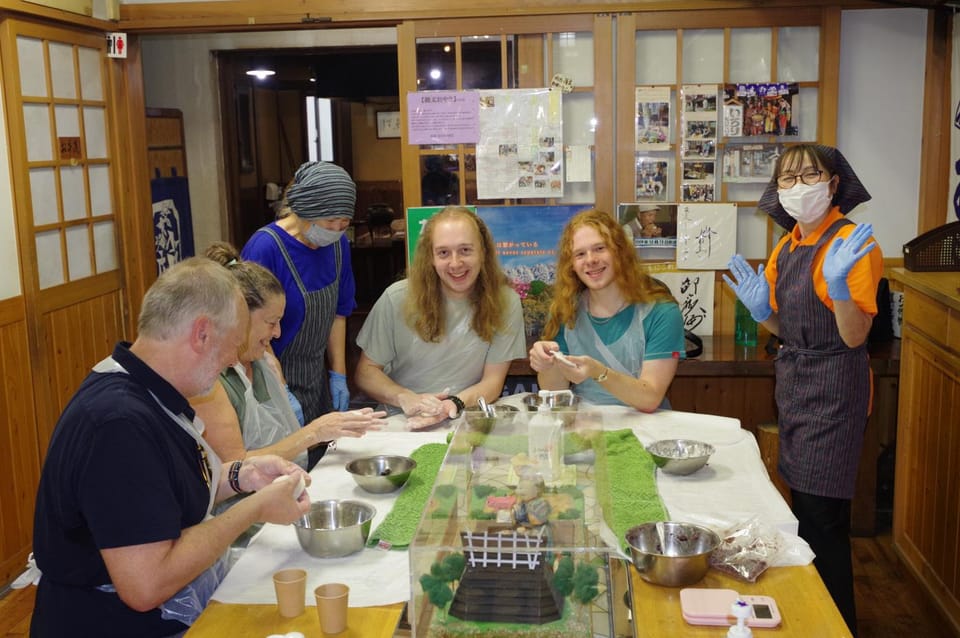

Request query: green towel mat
[
  {"left": 602, "top": 429, "right": 668, "bottom": 551},
  {"left": 367, "top": 442, "right": 448, "bottom": 549},
  {"left": 367, "top": 430, "right": 665, "bottom": 552}
]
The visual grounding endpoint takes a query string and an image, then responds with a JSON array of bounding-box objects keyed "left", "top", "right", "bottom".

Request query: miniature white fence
[{"left": 460, "top": 529, "right": 546, "bottom": 570}]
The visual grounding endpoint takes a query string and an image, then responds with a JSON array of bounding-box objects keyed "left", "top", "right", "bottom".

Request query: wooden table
[
  {"left": 628, "top": 563, "right": 852, "bottom": 637},
  {"left": 186, "top": 410, "right": 850, "bottom": 637},
  {"left": 187, "top": 564, "right": 849, "bottom": 638},
  {"left": 184, "top": 600, "right": 403, "bottom": 637},
  {"left": 507, "top": 336, "right": 900, "bottom": 536}
]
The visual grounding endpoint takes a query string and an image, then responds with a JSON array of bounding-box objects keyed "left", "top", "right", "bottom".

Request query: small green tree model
[
  {"left": 421, "top": 553, "right": 466, "bottom": 618},
  {"left": 571, "top": 561, "right": 600, "bottom": 605},
  {"left": 552, "top": 554, "right": 575, "bottom": 597},
  {"left": 553, "top": 553, "right": 601, "bottom": 606},
  {"left": 419, "top": 573, "right": 452, "bottom": 614}
]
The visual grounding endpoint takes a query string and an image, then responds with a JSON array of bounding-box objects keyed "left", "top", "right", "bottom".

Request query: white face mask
[
  {"left": 304, "top": 223, "right": 344, "bottom": 247},
  {"left": 778, "top": 180, "right": 832, "bottom": 224}
]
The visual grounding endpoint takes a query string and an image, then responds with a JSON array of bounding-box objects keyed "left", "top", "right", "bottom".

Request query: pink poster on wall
[{"left": 406, "top": 90, "right": 480, "bottom": 145}]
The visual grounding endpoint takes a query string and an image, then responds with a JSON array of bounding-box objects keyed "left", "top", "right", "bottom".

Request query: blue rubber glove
[
  {"left": 823, "top": 223, "right": 877, "bottom": 302},
  {"left": 285, "top": 385, "right": 305, "bottom": 426},
  {"left": 329, "top": 371, "right": 350, "bottom": 412},
  {"left": 722, "top": 254, "right": 773, "bottom": 323}
]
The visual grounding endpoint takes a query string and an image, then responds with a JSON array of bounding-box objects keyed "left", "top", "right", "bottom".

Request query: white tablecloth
[{"left": 212, "top": 401, "right": 798, "bottom": 608}]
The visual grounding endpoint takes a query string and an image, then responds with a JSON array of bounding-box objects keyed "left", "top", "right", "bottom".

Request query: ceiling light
[
  {"left": 245, "top": 68, "right": 276, "bottom": 80},
  {"left": 430, "top": 68, "right": 441, "bottom": 80}
]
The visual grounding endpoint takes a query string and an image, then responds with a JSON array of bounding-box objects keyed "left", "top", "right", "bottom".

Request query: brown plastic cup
[
  {"left": 272, "top": 568, "right": 307, "bottom": 618},
  {"left": 314, "top": 582, "right": 349, "bottom": 634}
]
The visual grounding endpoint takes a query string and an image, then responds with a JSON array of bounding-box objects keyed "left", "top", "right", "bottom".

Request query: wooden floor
[{"left": 2, "top": 529, "right": 956, "bottom": 637}]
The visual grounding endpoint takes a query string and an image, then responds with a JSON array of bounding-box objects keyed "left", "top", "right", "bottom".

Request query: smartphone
[{"left": 679, "top": 588, "right": 782, "bottom": 628}]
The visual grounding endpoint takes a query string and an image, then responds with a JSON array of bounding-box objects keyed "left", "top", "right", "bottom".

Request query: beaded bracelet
[
  {"left": 448, "top": 395, "right": 465, "bottom": 418},
  {"left": 228, "top": 460, "right": 248, "bottom": 494}
]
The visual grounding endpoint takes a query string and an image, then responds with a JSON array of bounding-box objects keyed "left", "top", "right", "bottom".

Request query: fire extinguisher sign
[{"left": 106, "top": 32, "right": 127, "bottom": 59}]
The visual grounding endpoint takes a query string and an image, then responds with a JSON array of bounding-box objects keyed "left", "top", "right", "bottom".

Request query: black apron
[
  {"left": 258, "top": 228, "right": 341, "bottom": 468},
  {"left": 773, "top": 218, "right": 871, "bottom": 499}
]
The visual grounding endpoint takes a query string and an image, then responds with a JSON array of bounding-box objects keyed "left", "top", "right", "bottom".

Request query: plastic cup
[
  {"left": 314, "top": 582, "right": 349, "bottom": 634},
  {"left": 272, "top": 568, "right": 307, "bottom": 618}
]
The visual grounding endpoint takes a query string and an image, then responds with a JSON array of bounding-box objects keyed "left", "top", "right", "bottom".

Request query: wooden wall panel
[
  {"left": 36, "top": 292, "right": 124, "bottom": 454},
  {"left": 894, "top": 323, "right": 960, "bottom": 634},
  {"left": 0, "top": 299, "right": 39, "bottom": 584},
  {"left": 668, "top": 376, "right": 778, "bottom": 437}
]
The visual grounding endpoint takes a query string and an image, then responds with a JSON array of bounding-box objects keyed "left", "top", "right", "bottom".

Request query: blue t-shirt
[
  {"left": 32, "top": 343, "right": 210, "bottom": 637},
  {"left": 241, "top": 223, "right": 357, "bottom": 357}
]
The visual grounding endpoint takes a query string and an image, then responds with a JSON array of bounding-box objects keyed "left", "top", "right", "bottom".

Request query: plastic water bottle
[
  {"left": 528, "top": 402, "right": 562, "bottom": 481},
  {"left": 735, "top": 299, "right": 757, "bottom": 347}
]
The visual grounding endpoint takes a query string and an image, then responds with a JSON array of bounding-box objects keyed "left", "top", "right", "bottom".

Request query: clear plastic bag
[
  {"left": 159, "top": 555, "right": 228, "bottom": 626},
  {"left": 709, "top": 517, "right": 783, "bottom": 583}
]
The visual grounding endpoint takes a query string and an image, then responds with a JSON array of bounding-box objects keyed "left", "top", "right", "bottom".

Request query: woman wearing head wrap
[
  {"left": 723, "top": 144, "right": 883, "bottom": 637},
  {"left": 241, "top": 162, "right": 357, "bottom": 466}
]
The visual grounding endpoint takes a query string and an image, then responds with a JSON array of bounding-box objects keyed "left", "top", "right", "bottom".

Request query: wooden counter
[
  {"left": 628, "top": 563, "right": 851, "bottom": 637},
  {"left": 186, "top": 565, "right": 849, "bottom": 638},
  {"left": 184, "top": 600, "right": 403, "bottom": 637},
  {"left": 889, "top": 268, "right": 960, "bottom": 635}
]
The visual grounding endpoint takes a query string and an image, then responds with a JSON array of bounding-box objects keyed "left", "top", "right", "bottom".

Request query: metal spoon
[{"left": 477, "top": 396, "right": 494, "bottom": 417}]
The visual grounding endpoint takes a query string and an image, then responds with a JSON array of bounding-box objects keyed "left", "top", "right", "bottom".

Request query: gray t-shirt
[{"left": 356, "top": 279, "right": 526, "bottom": 394}]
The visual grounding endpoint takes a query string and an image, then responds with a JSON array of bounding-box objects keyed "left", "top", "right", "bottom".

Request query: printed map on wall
[{"left": 476, "top": 89, "right": 564, "bottom": 200}]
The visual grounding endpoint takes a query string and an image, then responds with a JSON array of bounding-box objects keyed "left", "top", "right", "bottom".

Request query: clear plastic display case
[{"left": 408, "top": 408, "right": 630, "bottom": 637}]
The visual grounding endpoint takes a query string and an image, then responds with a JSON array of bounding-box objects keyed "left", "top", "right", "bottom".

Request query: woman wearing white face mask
[
  {"left": 241, "top": 162, "right": 358, "bottom": 468},
  {"left": 723, "top": 144, "right": 882, "bottom": 638}
]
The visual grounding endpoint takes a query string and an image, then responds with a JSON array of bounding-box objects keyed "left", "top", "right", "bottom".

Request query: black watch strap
[{"left": 448, "top": 395, "right": 465, "bottom": 418}]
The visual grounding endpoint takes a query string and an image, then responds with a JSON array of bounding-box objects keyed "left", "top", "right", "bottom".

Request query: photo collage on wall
[
  {"left": 635, "top": 157, "right": 668, "bottom": 202},
  {"left": 475, "top": 88, "right": 564, "bottom": 200},
  {"left": 680, "top": 85, "right": 718, "bottom": 202},
  {"left": 635, "top": 87, "right": 671, "bottom": 150},
  {"left": 634, "top": 87, "right": 672, "bottom": 202},
  {"left": 722, "top": 143, "right": 783, "bottom": 183},
  {"left": 722, "top": 82, "right": 799, "bottom": 138},
  {"left": 617, "top": 202, "right": 679, "bottom": 262}
]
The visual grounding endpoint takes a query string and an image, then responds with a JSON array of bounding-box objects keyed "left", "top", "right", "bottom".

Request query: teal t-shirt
[{"left": 556, "top": 301, "right": 685, "bottom": 361}]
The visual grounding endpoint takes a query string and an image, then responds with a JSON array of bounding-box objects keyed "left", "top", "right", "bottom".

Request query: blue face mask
[{"left": 304, "top": 223, "right": 344, "bottom": 247}]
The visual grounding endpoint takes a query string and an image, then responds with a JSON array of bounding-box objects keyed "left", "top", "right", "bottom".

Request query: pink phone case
[{"left": 679, "top": 588, "right": 782, "bottom": 628}]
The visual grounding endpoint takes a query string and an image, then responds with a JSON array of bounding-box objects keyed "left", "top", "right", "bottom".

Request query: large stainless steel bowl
[
  {"left": 294, "top": 499, "right": 375, "bottom": 558},
  {"left": 625, "top": 521, "right": 720, "bottom": 587},
  {"left": 521, "top": 392, "right": 581, "bottom": 427},
  {"left": 462, "top": 405, "right": 518, "bottom": 433},
  {"left": 645, "top": 439, "right": 715, "bottom": 476},
  {"left": 345, "top": 455, "right": 416, "bottom": 494}
]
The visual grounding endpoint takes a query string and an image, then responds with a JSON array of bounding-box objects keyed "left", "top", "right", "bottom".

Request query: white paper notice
[
  {"left": 675, "top": 203, "right": 737, "bottom": 270},
  {"left": 476, "top": 88, "right": 564, "bottom": 200},
  {"left": 565, "top": 145, "right": 592, "bottom": 182},
  {"left": 655, "top": 270, "right": 715, "bottom": 337}
]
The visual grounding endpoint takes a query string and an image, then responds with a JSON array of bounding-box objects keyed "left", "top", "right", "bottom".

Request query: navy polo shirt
[{"left": 31, "top": 342, "right": 211, "bottom": 638}]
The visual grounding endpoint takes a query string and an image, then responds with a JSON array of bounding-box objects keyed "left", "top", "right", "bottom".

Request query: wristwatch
[
  {"left": 594, "top": 367, "right": 609, "bottom": 383},
  {"left": 448, "top": 395, "right": 465, "bottom": 418}
]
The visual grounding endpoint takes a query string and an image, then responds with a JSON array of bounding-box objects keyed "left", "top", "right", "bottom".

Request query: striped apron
[
  {"left": 773, "top": 218, "right": 871, "bottom": 499},
  {"left": 258, "top": 228, "right": 341, "bottom": 424}
]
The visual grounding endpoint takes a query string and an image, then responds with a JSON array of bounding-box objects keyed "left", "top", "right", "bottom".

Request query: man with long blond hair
[
  {"left": 529, "top": 209, "right": 684, "bottom": 411},
  {"left": 355, "top": 206, "right": 526, "bottom": 429}
]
